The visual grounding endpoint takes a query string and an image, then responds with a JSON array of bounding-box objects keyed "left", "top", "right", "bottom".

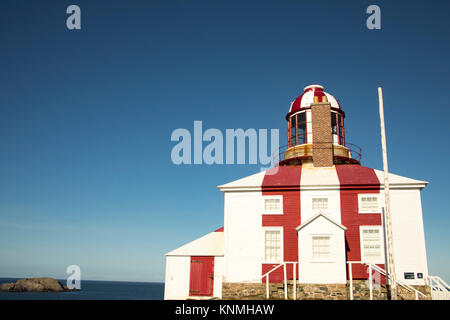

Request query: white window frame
[
  {"left": 312, "top": 197, "right": 329, "bottom": 212},
  {"left": 360, "top": 226, "right": 385, "bottom": 264},
  {"left": 262, "top": 227, "right": 284, "bottom": 264},
  {"left": 310, "top": 234, "right": 333, "bottom": 263},
  {"left": 262, "top": 195, "right": 283, "bottom": 215},
  {"left": 358, "top": 194, "right": 381, "bottom": 214}
]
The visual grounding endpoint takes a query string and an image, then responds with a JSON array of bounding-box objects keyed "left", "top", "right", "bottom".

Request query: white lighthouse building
[{"left": 164, "top": 85, "right": 446, "bottom": 300}]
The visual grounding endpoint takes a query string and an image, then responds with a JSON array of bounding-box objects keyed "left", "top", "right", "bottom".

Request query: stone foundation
[
  {"left": 297, "top": 283, "right": 347, "bottom": 300},
  {"left": 221, "top": 281, "right": 431, "bottom": 300}
]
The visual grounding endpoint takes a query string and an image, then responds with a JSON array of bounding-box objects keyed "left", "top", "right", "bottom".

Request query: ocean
[{"left": 0, "top": 278, "right": 164, "bottom": 300}]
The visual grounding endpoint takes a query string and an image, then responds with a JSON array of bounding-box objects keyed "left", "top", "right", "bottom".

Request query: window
[
  {"left": 358, "top": 194, "right": 380, "bottom": 213},
  {"left": 331, "top": 113, "right": 337, "bottom": 134},
  {"left": 263, "top": 196, "right": 283, "bottom": 215},
  {"left": 297, "top": 112, "right": 307, "bottom": 144},
  {"left": 331, "top": 112, "right": 345, "bottom": 145},
  {"left": 290, "top": 115, "right": 297, "bottom": 146},
  {"left": 312, "top": 197, "right": 328, "bottom": 211},
  {"left": 312, "top": 236, "right": 331, "bottom": 260},
  {"left": 264, "top": 229, "right": 282, "bottom": 262},
  {"left": 361, "top": 227, "right": 383, "bottom": 263},
  {"left": 289, "top": 112, "right": 307, "bottom": 146}
]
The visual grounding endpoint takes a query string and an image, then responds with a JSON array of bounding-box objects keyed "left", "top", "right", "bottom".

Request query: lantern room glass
[
  {"left": 331, "top": 112, "right": 345, "bottom": 146},
  {"left": 289, "top": 112, "right": 307, "bottom": 147}
]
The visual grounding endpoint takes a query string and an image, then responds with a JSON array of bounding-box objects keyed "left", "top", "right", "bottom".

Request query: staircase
[
  {"left": 261, "top": 262, "right": 297, "bottom": 300},
  {"left": 348, "top": 261, "right": 429, "bottom": 300},
  {"left": 260, "top": 261, "right": 448, "bottom": 300},
  {"left": 427, "top": 276, "right": 450, "bottom": 300}
]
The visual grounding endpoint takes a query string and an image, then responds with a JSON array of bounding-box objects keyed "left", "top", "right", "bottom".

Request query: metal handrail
[
  {"left": 367, "top": 263, "right": 427, "bottom": 299},
  {"left": 427, "top": 276, "right": 450, "bottom": 300},
  {"left": 347, "top": 261, "right": 427, "bottom": 300},
  {"left": 261, "top": 261, "right": 298, "bottom": 300}
]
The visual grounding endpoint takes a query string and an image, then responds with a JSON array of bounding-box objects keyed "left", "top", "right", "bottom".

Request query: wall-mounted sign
[
  {"left": 417, "top": 273, "right": 423, "bottom": 279},
  {"left": 404, "top": 272, "right": 415, "bottom": 280}
]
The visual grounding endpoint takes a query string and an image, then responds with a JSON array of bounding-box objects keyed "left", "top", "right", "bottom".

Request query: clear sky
[{"left": 0, "top": 0, "right": 449, "bottom": 282}]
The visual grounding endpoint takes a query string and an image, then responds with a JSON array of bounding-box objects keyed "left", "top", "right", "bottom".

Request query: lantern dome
[{"left": 288, "top": 85, "right": 341, "bottom": 117}]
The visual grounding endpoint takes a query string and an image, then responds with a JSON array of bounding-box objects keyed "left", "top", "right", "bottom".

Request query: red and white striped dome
[{"left": 288, "top": 85, "right": 341, "bottom": 114}]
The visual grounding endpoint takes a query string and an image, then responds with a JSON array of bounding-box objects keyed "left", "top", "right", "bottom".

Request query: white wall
[
  {"left": 298, "top": 216, "right": 346, "bottom": 284},
  {"left": 300, "top": 164, "right": 341, "bottom": 223},
  {"left": 389, "top": 188, "right": 429, "bottom": 285},
  {"left": 213, "top": 257, "right": 224, "bottom": 298},
  {"left": 164, "top": 256, "right": 190, "bottom": 300},
  {"left": 306, "top": 109, "right": 312, "bottom": 144},
  {"left": 300, "top": 190, "right": 341, "bottom": 223},
  {"left": 224, "top": 191, "right": 263, "bottom": 283}
]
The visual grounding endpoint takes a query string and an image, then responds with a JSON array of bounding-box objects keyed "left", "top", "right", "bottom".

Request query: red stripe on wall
[
  {"left": 261, "top": 165, "right": 302, "bottom": 282},
  {"left": 336, "top": 164, "right": 380, "bottom": 188},
  {"left": 336, "top": 164, "right": 385, "bottom": 280}
]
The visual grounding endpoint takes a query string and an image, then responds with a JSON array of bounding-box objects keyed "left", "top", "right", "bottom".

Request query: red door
[{"left": 189, "top": 256, "right": 214, "bottom": 296}]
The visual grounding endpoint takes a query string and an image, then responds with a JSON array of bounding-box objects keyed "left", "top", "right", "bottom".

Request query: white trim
[
  {"left": 218, "top": 186, "right": 262, "bottom": 193},
  {"left": 262, "top": 227, "right": 284, "bottom": 264},
  {"left": 297, "top": 213, "right": 346, "bottom": 232},
  {"left": 262, "top": 195, "right": 284, "bottom": 215},
  {"left": 360, "top": 225, "right": 385, "bottom": 265},
  {"left": 358, "top": 193, "right": 381, "bottom": 214}
]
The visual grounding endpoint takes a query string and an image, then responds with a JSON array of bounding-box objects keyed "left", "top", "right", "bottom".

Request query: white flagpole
[{"left": 378, "top": 87, "right": 397, "bottom": 300}]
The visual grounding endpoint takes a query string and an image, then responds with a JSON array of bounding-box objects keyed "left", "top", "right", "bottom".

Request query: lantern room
[{"left": 281, "top": 85, "right": 361, "bottom": 166}]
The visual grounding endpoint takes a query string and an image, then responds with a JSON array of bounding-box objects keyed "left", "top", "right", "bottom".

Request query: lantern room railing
[{"left": 278, "top": 140, "right": 362, "bottom": 164}]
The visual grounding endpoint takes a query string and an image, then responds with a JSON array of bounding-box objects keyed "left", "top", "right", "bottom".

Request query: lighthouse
[{"left": 164, "top": 85, "right": 433, "bottom": 300}]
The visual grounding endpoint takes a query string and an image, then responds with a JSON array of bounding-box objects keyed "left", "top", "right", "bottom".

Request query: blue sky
[{"left": 0, "top": 0, "right": 449, "bottom": 282}]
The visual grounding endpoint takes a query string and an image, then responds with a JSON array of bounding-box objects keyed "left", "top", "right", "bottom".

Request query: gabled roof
[
  {"left": 373, "top": 169, "right": 428, "bottom": 187},
  {"left": 217, "top": 171, "right": 265, "bottom": 192},
  {"left": 296, "top": 213, "right": 347, "bottom": 232},
  {"left": 166, "top": 230, "right": 224, "bottom": 256},
  {"left": 216, "top": 165, "right": 428, "bottom": 192}
]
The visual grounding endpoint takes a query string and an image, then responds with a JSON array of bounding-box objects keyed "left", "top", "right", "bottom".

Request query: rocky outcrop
[
  {"left": 0, "top": 282, "right": 15, "bottom": 291},
  {"left": 0, "top": 277, "right": 77, "bottom": 292}
]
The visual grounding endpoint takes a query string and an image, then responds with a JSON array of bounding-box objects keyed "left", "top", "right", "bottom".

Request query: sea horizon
[
  {"left": 0, "top": 277, "right": 164, "bottom": 284},
  {"left": 0, "top": 277, "right": 165, "bottom": 300}
]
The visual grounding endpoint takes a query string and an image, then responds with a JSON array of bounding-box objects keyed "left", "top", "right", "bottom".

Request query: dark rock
[
  {"left": 0, "top": 277, "right": 78, "bottom": 292},
  {"left": 0, "top": 282, "right": 15, "bottom": 292}
]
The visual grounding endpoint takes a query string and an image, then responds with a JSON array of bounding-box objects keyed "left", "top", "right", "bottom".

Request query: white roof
[
  {"left": 373, "top": 169, "right": 428, "bottom": 187},
  {"left": 217, "top": 170, "right": 265, "bottom": 192},
  {"left": 166, "top": 231, "right": 224, "bottom": 256},
  {"left": 216, "top": 166, "right": 428, "bottom": 192}
]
